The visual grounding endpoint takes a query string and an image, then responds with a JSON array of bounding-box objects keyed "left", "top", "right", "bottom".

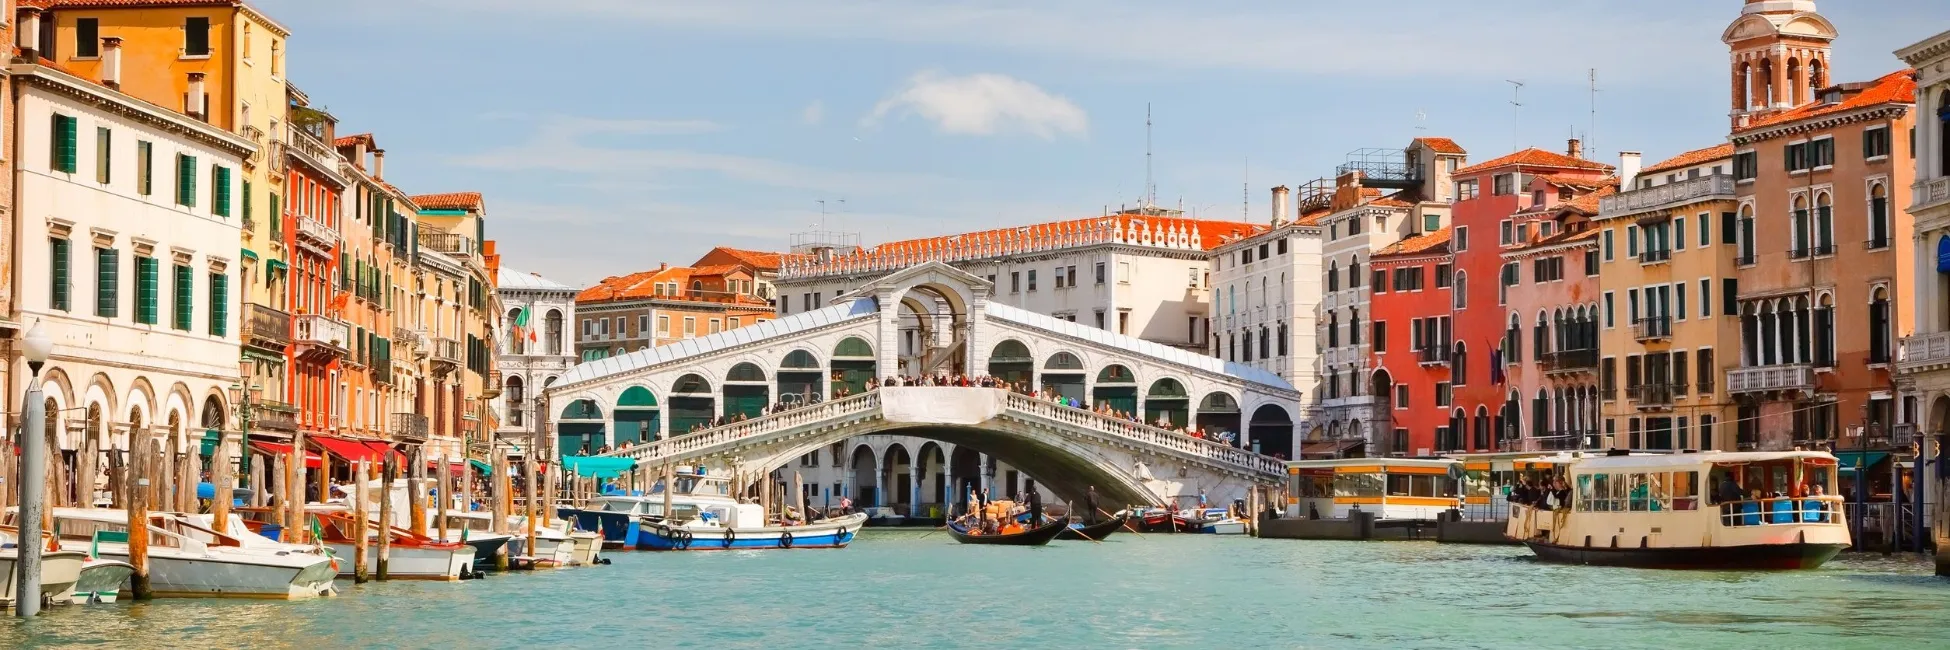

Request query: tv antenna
[
  {"left": 1145, "top": 103, "right": 1156, "bottom": 209},
  {"left": 1587, "top": 68, "right": 1600, "bottom": 159},
  {"left": 1242, "top": 157, "right": 1250, "bottom": 221},
  {"left": 1506, "top": 79, "right": 1525, "bottom": 150},
  {"left": 1414, "top": 109, "right": 1428, "bottom": 132}
]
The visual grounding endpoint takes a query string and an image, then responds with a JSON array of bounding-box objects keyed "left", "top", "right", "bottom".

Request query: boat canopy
[
  {"left": 1569, "top": 451, "right": 1839, "bottom": 472},
  {"left": 563, "top": 455, "right": 636, "bottom": 479}
]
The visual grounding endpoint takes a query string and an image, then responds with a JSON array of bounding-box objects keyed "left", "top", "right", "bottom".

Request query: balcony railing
[
  {"left": 1900, "top": 331, "right": 1950, "bottom": 370},
  {"left": 1629, "top": 383, "right": 1675, "bottom": 407},
  {"left": 1727, "top": 364, "right": 1816, "bottom": 395},
  {"left": 1913, "top": 176, "right": 1950, "bottom": 212},
  {"left": 1735, "top": 252, "right": 1756, "bottom": 266},
  {"left": 293, "top": 314, "right": 350, "bottom": 360},
  {"left": 1416, "top": 345, "right": 1451, "bottom": 366},
  {"left": 390, "top": 412, "right": 430, "bottom": 442},
  {"left": 1544, "top": 348, "right": 1598, "bottom": 372},
  {"left": 1638, "top": 249, "right": 1671, "bottom": 264},
  {"left": 1632, "top": 316, "right": 1672, "bottom": 341},
  {"left": 1599, "top": 174, "right": 1735, "bottom": 216},
  {"left": 296, "top": 214, "right": 339, "bottom": 254},
  {"left": 431, "top": 336, "right": 462, "bottom": 370},
  {"left": 245, "top": 302, "right": 291, "bottom": 349},
  {"left": 418, "top": 231, "right": 477, "bottom": 255},
  {"left": 288, "top": 128, "right": 339, "bottom": 176}
]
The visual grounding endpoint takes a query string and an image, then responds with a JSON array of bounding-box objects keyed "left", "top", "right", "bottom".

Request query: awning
[
  {"left": 267, "top": 259, "right": 288, "bottom": 273},
  {"left": 471, "top": 459, "right": 491, "bottom": 474},
  {"left": 563, "top": 456, "right": 636, "bottom": 479},
  {"left": 249, "top": 441, "right": 323, "bottom": 469},
  {"left": 311, "top": 436, "right": 405, "bottom": 465},
  {"left": 426, "top": 459, "right": 495, "bottom": 474},
  {"left": 241, "top": 248, "right": 259, "bottom": 261},
  {"left": 1836, "top": 451, "right": 1891, "bottom": 471}
]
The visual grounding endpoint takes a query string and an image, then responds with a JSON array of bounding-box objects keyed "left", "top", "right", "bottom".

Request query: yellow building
[
  {"left": 409, "top": 192, "right": 502, "bottom": 458},
  {"left": 1595, "top": 146, "right": 1741, "bottom": 451}
]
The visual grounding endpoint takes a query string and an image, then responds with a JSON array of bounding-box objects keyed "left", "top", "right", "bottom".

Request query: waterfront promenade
[{"left": 4, "top": 533, "right": 1947, "bottom": 649}]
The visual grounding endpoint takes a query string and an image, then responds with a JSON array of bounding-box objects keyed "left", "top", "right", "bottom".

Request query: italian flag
[{"left": 512, "top": 307, "right": 536, "bottom": 342}]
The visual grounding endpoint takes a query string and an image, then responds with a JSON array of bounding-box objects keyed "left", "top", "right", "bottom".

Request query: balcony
[
  {"left": 1632, "top": 316, "right": 1672, "bottom": 342},
  {"left": 1727, "top": 364, "right": 1816, "bottom": 395},
  {"left": 1735, "top": 252, "right": 1756, "bottom": 266},
  {"left": 390, "top": 412, "right": 430, "bottom": 443},
  {"left": 1629, "top": 383, "right": 1675, "bottom": 408},
  {"left": 1416, "top": 344, "right": 1451, "bottom": 366},
  {"left": 418, "top": 231, "right": 477, "bottom": 256},
  {"left": 1336, "top": 148, "right": 1423, "bottom": 190},
  {"left": 1543, "top": 348, "right": 1598, "bottom": 373},
  {"left": 287, "top": 128, "right": 340, "bottom": 179},
  {"left": 1913, "top": 176, "right": 1950, "bottom": 213},
  {"left": 244, "top": 302, "right": 291, "bottom": 352},
  {"left": 250, "top": 399, "right": 298, "bottom": 433},
  {"left": 292, "top": 314, "right": 350, "bottom": 362},
  {"left": 1900, "top": 331, "right": 1950, "bottom": 372},
  {"left": 430, "top": 336, "right": 462, "bottom": 375},
  {"left": 1637, "top": 248, "right": 1671, "bottom": 265},
  {"left": 295, "top": 214, "right": 339, "bottom": 256},
  {"left": 1599, "top": 173, "right": 1735, "bottom": 216}
]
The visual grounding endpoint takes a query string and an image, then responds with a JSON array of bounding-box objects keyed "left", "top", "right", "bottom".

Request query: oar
[
  {"left": 1062, "top": 507, "right": 1104, "bottom": 545},
  {"left": 1099, "top": 507, "right": 1144, "bottom": 537}
]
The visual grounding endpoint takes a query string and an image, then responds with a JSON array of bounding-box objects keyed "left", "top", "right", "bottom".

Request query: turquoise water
[{"left": 4, "top": 531, "right": 1949, "bottom": 649}]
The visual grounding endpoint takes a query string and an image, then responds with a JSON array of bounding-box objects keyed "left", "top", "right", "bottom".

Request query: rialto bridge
[{"left": 541, "top": 262, "right": 1299, "bottom": 506}]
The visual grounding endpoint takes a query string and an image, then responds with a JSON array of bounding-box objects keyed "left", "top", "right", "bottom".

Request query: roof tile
[
  {"left": 1638, "top": 144, "right": 1735, "bottom": 176},
  {"left": 1453, "top": 148, "right": 1614, "bottom": 176},
  {"left": 1413, "top": 137, "right": 1467, "bottom": 155},
  {"left": 411, "top": 192, "right": 484, "bottom": 211},
  {"left": 1373, "top": 226, "right": 1452, "bottom": 257},
  {"left": 1736, "top": 70, "right": 1916, "bottom": 133}
]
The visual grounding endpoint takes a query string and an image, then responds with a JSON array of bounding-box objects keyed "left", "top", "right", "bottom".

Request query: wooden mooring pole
[
  {"left": 378, "top": 453, "right": 395, "bottom": 580},
  {"left": 127, "top": 436, "right": 153, "bottom": 600},
  {"left": 352, "top": 459, "right": 370, "bottom": 584}
]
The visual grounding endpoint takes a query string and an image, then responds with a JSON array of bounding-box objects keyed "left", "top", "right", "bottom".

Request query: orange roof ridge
[
  {"left": 1639, "top": 144, "right": 1735, "bottom": 176},
  {"left": 1373, "top": 226, "right": 1452, "bottom": 257},
  {"left": 1413, "top": 137, "right": 1466, "bottom": 155},
  {"left": 1454, "top": 147, "right": 1614, "bottom": 176},
  {"left": 412, "top": 191, "right": 484, "bottom": 211},
  {"left": 1736, "top": 70, "right": 1915, "bottom": 133}
]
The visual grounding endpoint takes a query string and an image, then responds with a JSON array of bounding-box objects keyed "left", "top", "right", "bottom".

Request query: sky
[{"left": 254, "top": 0, "right": 1944, "bottom": 289}]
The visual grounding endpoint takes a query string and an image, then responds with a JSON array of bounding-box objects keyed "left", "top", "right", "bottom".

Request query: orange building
[
  {"left": 575, "top": 261, "right": 776, "bottom": 362},
  {"left": 1722, "top": 1, "right": 1917, "bottom": 453},
  {"left": 282, "top": 90, "right": 347, "bottom": 441}
]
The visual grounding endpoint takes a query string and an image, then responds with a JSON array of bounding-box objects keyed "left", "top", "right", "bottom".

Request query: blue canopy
[{"left": 562, "top": 455, "right": 636, "bottom": 479}]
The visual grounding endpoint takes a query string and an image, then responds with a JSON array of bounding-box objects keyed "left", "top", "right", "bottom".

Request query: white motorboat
[
  {"left": 506, "top": 515, "right": 596, "bottom": 566},
  {"left": 423, "top": 511, "right": 514, "bottom": 567},
  {"left": 40, "top": 508, "right": 337, "bottom": 599},
  {"left": 312, "top": 509, "right": 476, "bottom": 581},
  {"left": 70, "top": 557, "right": 136, "bottom": 604},
  {"left": 0, "top": 527, "right": 88, "bottom": 608}
]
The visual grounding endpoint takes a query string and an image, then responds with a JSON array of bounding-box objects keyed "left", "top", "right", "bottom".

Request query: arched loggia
[
  {"left": 987, "top": 340, "right": 1033, "bottom": 386},
  {"left": 1144, "top": 378, "right": 1189, "bottom": 428},
  {"left": 614, "top": 386, "right": 660, "bottom": 444},
  {"left": 1196, "top": 392, "right": 1241, "bottom": 444},
  {"left": 1042, "top": 352, "right": 1086, "bottom": 401},
  {"left": 1093, "top": 365, "right": 1137, "bottom": 414},
  {"left": 668, "top": 374, "right": 715, "bottom": 433},
  {"left": 777, "top": 350, "right": 823, "bottom": 404},
  {"left": 558, "top": 399, "right": 606, "bottom": 454},
  {"left": 723, "top": 363, "right": 769, "bottom": 419},
  {"left": 1249, "top": 404, "right": 1294, "bottom": 459},
  {"left": 831, "top": 337, "right": 876, "bottom": 395}
]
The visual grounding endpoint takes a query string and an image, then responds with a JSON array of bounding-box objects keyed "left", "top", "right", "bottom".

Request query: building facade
[
  {"left": 493, "top": 267, "right": 577, "bottom": 445},
  {"left": 576, "top": 261, "right": 776, "bottom": 363},
  {"left": 1501, "top": 177, "right": 1607, "bottom": 452},
  {"left": 1895, "top": 25, "right": 1950, "bottom": 576},
  {"left": 1368, "top": 227, "right": 1453, "bottom": 456},
  {"left": 1206, "top": 187, "right": 1324, "bottom": 456}
]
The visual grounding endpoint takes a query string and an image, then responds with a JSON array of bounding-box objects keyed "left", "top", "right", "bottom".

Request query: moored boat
[
  {"left": 1055, "top": 513, "right": 1129, "bottom": 541},
  {"left": 38, "top": 508, "right": 337, "bottom": 599},
  {"left": 70, "top": 558, "right": 136, "bottom": 604},
  {"left": 312, "top": 510, "right": 476, "bottom": 580},
  {"left": 0, "top": 527, "right": 88, "bottom": 608},
  {"left": 1509, "top": 450, "right": 1850, "bottom": 570},
  {"left": 638, "top": 502, "right": 866, "bottom": 551},
  {"left": 1187, "top": 508, "right": 1246, "bottom": 535}
]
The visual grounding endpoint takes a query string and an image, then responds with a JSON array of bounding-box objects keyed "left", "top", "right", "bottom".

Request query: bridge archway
[
  {"left": 883, "top": 444, "right": 913, "bottom": 515},
  {"left": 669, "top": 374, "right": 715, "bottom": 433},
  {"left": 1249, "top": 404, "right": 1294, "bottom": 458},
  {"left": 1094, "top": 364, "right": 1137, "bottom": 414},
  {"left": 831, "top": 337, "right": 876, "bottom": 396},
  {"left": 614, "top": 386, "right": 660, "bottom": 445},
  {"left": 948, "top": 445, "right": 982, "bottom": 510},
  {"left": 1042, "top": 352, "right": 1085, "bottom": 401},
  {"left": 916, "top": 442, "right": 947, "bottom": 516},
  {"left": 777, "top": 349, "right": 823, "bottom": 404},
  {"left": 988, "top": 339, "right": 1033, "bottom": 386},
  {"left": 559, "top": 399, "right": 605, "bottom": 455},
  {"left": 1196, "top": 392, "right": 1241, "bottom": 443},
  {"left": 849, "top": 444, "right": 880, "bottom": 506},
  {"left": 1145, "top": 378, "right": 1190, "bottom": 428},
  {"left": 724, "top": 363, "right": 769, "bottom": 419}
]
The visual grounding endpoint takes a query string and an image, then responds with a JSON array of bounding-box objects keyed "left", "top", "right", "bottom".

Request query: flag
[
  {"left": 1488, "top": 341, "right": 1505, "bottom": 385},
  {"left": 511, "top": 307, "right": 531, "bottom": 342}
]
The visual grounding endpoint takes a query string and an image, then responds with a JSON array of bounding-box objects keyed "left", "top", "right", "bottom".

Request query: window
[
  {"left": 1675, "top": 282, "right": 1687, "bottom": 320},
  {"left": 1626, "top": 225, "right": 1639, "bottom": 256},
  {"left": 77, "top": 18, "right": 101, "bottom": 58},
  {"left": 1094, "top": 262, "right": 1106, "bottom": 285},
  {"left": 50, "top": 238, "right": 71, "bottom": 311},
  {"left": 1863, "top": 126, "right": 1891, "bottom": 159},
  {"left": 1697, "top": 349, "right": 1716, "bottom": 393},
  {"left": 1604, "top": 292, "right": 1615, "bottom": 328},
  {"left": 1501, "top": 220, "right": 1513, "bottom": 245},
  {"left": 1435, "top": 382, "right": 1452, "bottom": 407},
  {"left": 638, "top": 315, "right": 650, "bottom": 334},
  {"left": 1584, "top": 249, "right": 1598, "bottom": 275},
  {"left": 184, "top": 17, "right": 212, "bottom": 57},
  {"left": 173, "top": 263, "right": 193, "bottom": 330},
  {"left": 1673, "top": 217, "right": 1686, "bottom": 250},
  {"left": 1118, "top": 311, "right": 1129, "bottom": 335},
  {"left": 1424, "top": 212, "right": 1441, "bottom": 233},
  {"left": 683, "top": 317, "right": 696, "bottom": 336},
  {"left": 1456, "top": 179, "right": 1479, "bottom": 200},
  {"left": 136, "top": 141, "right": 153, "bottom": 195},
  {"left": 50, "top": 114, "right": 78, "bottom": 173},
  {"left": 1785, "top": 141, "right": 1809, "bottom": 171},
  {"left": 1723, "top": 278, "right": 1738, "bottom": 316},
  {"left": 709, "top": 319, "right": 722, "bottom": 334},
  {"left": 1067, "top": 265, "right": 1077, "bottom": 287},
  {"left": 1869, "top": 183, "right": 1891, "bottom": 248},
  {"left": 1493, "top": 174, "right": 1514, "bottom": 196},
  {"left": 95, "top": 127, "right": 112, "bottom": 184},
  {"left": 1531, "top": 256, "right": 1564, "bottom": 282},
  {"left": 211, "top": 165, "right": 232, "bottom": 216},
  {"left": 1453, "top": 272, "right": 1467, "bottom": 309},
  {"left": 1602, "top": 229, "right": 1614, "bottom": 261},
  {"left": 208, "top": 272, "right": 228, "bottom": 336},
  {"left": 1698, "top": 212, "right": 1711, "bottom": 247},
  {"left": 1600, "top": 357, "right": 1617, "bottom": 400},
  {"left": 1010, "top": 271, "right": 1021, "bottom": 293},
  {"left": 656, "top": 315, "right": 670, "bottom": 335},
  {"left": 1733, "top": 150, "right": 1757, "bottom": 180},
  {"left": 1810, "top": 137, "right": 1834, "bottom": 168},
  {"left": 1277, "top": 238, "right": 1287, "bottom": 255},
  {"left": 1373, "top": 321, "right": 1387, "bottom": 353},
  {"left": 1434, "top": 263, "right": 1452, "bottom": 288},
  {"left": 175, "top": 154, "right": 198, "bottom": 207},
  {"left": 134, "top": 256, "right": 159, "bottom": 325},
  {"left": 1455, "top": 226, "right": 1469, "bottom": 251},
  {"left": 95, "top": 247, "right": 119, "bottom": 318},
  {"left": 1373, "top": 269, "right": 1388, "bottom": 293},
  {"left": 1395, "top": 384, "right": 1409, "bottom": 409},
  {"left": 1027, "top": 269, "right": 1037, "bottom": 291}
]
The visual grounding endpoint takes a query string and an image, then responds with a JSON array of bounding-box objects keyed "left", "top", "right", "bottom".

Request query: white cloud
[
  {"left": 801, "top": 100, "right": 825, "bottom": 125},
  {"left": 864, "top": 71, "right": 1087, "bottom": 139}
]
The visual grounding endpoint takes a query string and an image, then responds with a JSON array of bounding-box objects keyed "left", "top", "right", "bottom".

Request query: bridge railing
[
  {"left": 1002, "top": 393, "right": 1287, "bottom": 477},
  {"left": 603, "top": 391, "right": 883, "bottom": 463}
]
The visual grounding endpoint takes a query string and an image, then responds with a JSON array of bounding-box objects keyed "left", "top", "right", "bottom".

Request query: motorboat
[
  {"left": 1508, "top": 450, "right": 1851, "bottom": 569},
  {"left": 569, "top": 467, "right": 741, "bottom": 549},
  {"left": 1184, "top": 508, "right": 1246, "bottom": 535},
  {"left": 0, "top": 526, "right": 88, "bottom": 608},
  {"left": 423, "top": 511, "right": 514, "bottom": 568},
  {"left": 33, "top": 508, "right": 337, "bottom": 599},
  {"left": 863, "top": 506, "right": 906, "bottom": 527},
  {"left": 637, "top": 504, "right": 867, "bottom": 550},
  {"left": 507, "top": 515, "right": 601, "bottom": 566},
  {"left": 70, "top": 557, "right": 136, "bottom": 604},
  {"left": 311, "top": 510, "right": 477, "bottom": 580}
]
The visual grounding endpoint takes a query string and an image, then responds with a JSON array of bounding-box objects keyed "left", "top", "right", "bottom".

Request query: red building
[
  {"left": 1368, "top": 227, "right": 1454, "bottom": 456},
  {"left": 285, "top": 108, "right": 350, "bottom": 440},
  {"left": 1446, "top": 141, "right": 1613, "bottom": 453}
]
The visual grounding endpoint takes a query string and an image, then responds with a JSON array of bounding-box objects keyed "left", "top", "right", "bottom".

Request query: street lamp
[
  {"left": 219, "top": 360, "right": 263, "bottom": 534},
  {"left": 15, "top": 323, "right": 55, "bottom": 617}
]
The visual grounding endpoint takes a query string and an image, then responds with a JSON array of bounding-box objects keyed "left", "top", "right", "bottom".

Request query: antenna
[
  {"left": 1588, "top": 68, "right": 1600, "bottom": 159},
  {"left": 1414, "top": 109, "right": 1428, "bottom": 132},
  {"left": 1145, "top": 103, "right": 1155, "bottom": 209},
  {"left": 1242, "top": 157, "right": 1250, "bottom": 221},
  {"left": 1506, "top": 79, "right": 1525, "bottom": 150}
]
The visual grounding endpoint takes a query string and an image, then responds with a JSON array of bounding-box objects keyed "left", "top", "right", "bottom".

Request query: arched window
[
  {"left": 1451, "top": 341, "right": 1468, "bottom": 387},
  {"left": 1328, "top": 261, "right": 1340, "bottom": 292},
  {"left": 833, "top": 337, "right": 874, "bottom": 358},
  {"left": 1348, "top": 256, "right": 1362, "bottom": 288},
  {"left": 1258, "top": 326, "right": 1270, "bottom": 359},
  {"left": 1870, "top": 286, "right": 1892, "bottom": 364},
  {"left": 1868, "top": 183, "right": 1889, "bottom": 248},
  {"left": 544, "top": 309, "right": 564, "bottom": 356},
  {"left": 1791, "top": 195, "right": 1811, "bottom": 255},
  {"left": 1814, "top": 192, "right": 1834, "bottom": 252},
  {"left": 1349, "top": 308, "right": 1361, "bottom": 346},
  {"left": 1738, "top": 204, "right": 1756, "bottom": 262},
  {"left": 1276, "top": 322, "right": 1288, "bottom": 357},
  {"left": 1453, "top": 271, "right": 1467, "bottom": 309},
  {"left": 507, "top": 307, "right": 526, "bottom": 355}
]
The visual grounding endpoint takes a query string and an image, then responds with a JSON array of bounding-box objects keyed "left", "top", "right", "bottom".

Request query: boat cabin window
[
  {"left": 1575, "top": 471, "right": 1699, "bottom": 512},
  {"left": 1385, "top": 473, "right": 1453, "bottom": 498},
  {"left": 1332, "top": 470, "right": 1382, "bottom": 498},
  {"left": 601, "top": 500, "right": 641, "bottom": 513},
  {"left": 1291, "top": 470, "right": 1333, "bottom": 498},
  {"left": 1706, "top": 457, "right": 1836, "bottom": 505}
]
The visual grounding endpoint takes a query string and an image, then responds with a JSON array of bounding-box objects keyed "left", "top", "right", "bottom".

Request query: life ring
[
  {"left": 723, "top": 528, "right": 737, "bottom": 548},
  {"left": 779, "top": 531, "right": 794, "bottom": 549},
  {"left": 674, "top": 528, "right": 693, "bottom": 550}
]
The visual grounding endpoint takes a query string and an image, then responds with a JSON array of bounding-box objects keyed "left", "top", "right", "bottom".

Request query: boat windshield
[{"left": 600, "top": 499, "right": 641, "bottom": 513}]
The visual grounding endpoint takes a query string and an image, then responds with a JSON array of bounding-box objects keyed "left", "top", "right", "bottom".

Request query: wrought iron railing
[{"left": 245, "top": 302, "right": 291, "bottom": 346}]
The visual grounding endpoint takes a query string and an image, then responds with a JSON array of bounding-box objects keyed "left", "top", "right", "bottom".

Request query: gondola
[
  {"left": 1056, "top": 513, "right": 1129, "bottom": 541},
  {"left": 945, "top": 514, "right": 1069, "bottom": 546}
]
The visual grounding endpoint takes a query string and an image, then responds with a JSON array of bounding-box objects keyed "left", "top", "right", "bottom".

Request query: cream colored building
[{"left": 1894, "top": 28, "right": 1950, "bottom": 574}]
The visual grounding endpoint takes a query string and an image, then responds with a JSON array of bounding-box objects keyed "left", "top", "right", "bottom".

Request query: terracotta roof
[
  {"left": 1737, "top": 70, "right": 1916, "bottom": 133},
  {"left": 1373, "top": 226, "right": 1452, "bottom": 257},
  {"left": 694, "top": 247, "right": 784, "bottom": 271},
  {"left": 689, "top": 264, "right": 748, "bottom": 277},
  {"left": 1639, "top": 144, "right": 1735, "bottom": 176},
  {"left": 578, "top": 265, "right": 772, "bottom": 307},
  {"left": 1413, "top": 137, "right": 1467, "bottom": 155},
  {"left": 1292, "top": 207, "right": 1332, "bottom": 227},
  {"left": 1453, "top": 148, "right": 1614, "bottom": 176},
  {"left": 24, "top": 0, "right": 243, "bottom": 7},
  {"left": 335, "top": 133, "right": 375, "bottom": 149},
  {"left": 412, "top": 192, "right": 484, "bottom": 211},
  {"left": 1533, "top": 174, "right": 1610, "bottom": 190},
  {"left": 865, "top": 215, "right": 1263, "bottom": 255},
  {"left": 1562, "top": 185, "right": 1616, "bottom": 215}
]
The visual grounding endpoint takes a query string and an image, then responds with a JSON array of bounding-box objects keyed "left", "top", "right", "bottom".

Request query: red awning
[
  {"left": 311, "top": 437, "right": 406, "bottom": 466},
  {"left": 250, "top": 442, "right": 323, "bottom": 469}
]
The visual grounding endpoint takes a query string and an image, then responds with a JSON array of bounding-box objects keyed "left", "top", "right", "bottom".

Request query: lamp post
[
  {"left": 223, "top": 361, "right": 263, "bottom": 535},
  {"left": 15, "top": 323, "right": 55, "bottom": 617}
]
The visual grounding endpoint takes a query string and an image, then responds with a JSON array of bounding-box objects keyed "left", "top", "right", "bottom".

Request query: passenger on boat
[{"left": 1803, "top": 484, "right": 1829, "bottom": 523}]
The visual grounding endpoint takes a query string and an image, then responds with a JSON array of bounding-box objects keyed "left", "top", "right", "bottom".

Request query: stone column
[
  {"left": 909, "top": 463, "right": 922, "bottom": 518},
  {"left": 1770, "top": 49, "right": 1790, "bottom": 108},
  {"left": 873, "top": 454, "right": 886, "bottom": 508}
]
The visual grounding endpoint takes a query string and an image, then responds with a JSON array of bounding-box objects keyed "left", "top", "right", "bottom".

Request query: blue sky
[{"left": 255, "top": 0, "right": 1943, "bottom": 288}]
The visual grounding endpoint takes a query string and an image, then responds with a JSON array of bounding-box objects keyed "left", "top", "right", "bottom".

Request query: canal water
[{"left": 4, "top": 531, "right": 1948, "bottom": 649}]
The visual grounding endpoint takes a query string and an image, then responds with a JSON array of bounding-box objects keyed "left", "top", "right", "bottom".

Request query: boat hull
[
  {"left": 1524, "top": 540, "right": 1848, "bottom": 570},
  {"left": 637, "top": 513, "right": 867, "bottom": 551},
  {"left": 562, "top": 509, "right": 643, "bottom": 549},
  {"left": 1198, "top": 520, "right": 1247, "bottom": 535},
  {"left": 947, "top": 517, "right": 1069, "bottom": 546},
  {"left": 0, "top": 549, "right": 87, "bottom": 607},
  {"left": 462, "top": 535, "right": 511, "bottom": 567},
  {"left": 71, "top": 560, "right": 136, "bottom": 604},
  {"left": 323, "top": 543, "right": 476, "bottom": 581},
  {"left": 569, "top": 532, "right": 604, "bottom": 565},
  {"left": 1056, "top": 515, "right": 1128, "bottom": 541},
  {"left": 93, "top": 547, "right": 337, "bottom": 599}
]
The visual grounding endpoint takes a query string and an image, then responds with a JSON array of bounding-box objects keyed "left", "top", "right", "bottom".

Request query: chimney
[
  {"left": 1567, "top": 138, "right": 1584, "bottom": 159},
  {"left": 101, "top": 37, "right": 124, "bottom": 90},
  {"left": 353, "top": 141, "right": 368, "bottom": 170},
  {"left": 1270, "top": 185, "right": 1290, "bottom": 226},
  {"left": 1618, "top": 151, "right": 1642, "bottom": 189},
  {"left": 19, "top": 8, "right": 42, "bottom": 61},
  {"left": 186, "top": 72, "right": 206, "bottom": 120},
  {"left": 373, "top": 149, "right": 386, "bottom": 180}
]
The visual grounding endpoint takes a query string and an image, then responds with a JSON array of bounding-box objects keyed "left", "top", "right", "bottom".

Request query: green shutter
[
  {"left": 95, "top": 247, "right": 119, "bottom": 318},
  {"left": 174, "top": 264, "right": 194, "bottom": 330},
  {"left": 270, "top": 193, "right": 283, "bottom": 238},
  {"left": 52, "top": 115, "right": 78, "bottom": 173},
  {"left": 213, "top": 165, "right": 231, "bottom": 217},
  {"left": 209, "top": 272, "right": 228, "bottom": 337},
  {"left": 177, "top": 154, "right": 198, "bottom": 207},
  {"left": 136, "top": 141, "right": 153, "bottom": 195},
  {"left": 243, "top": 179, "right": 253, "bottom": 223},
  {"left": 339, "top": 252, "right": 349, "bottom": 289},
  {"left": 135, "top": 257, "right": 159, "bottom": 324},
  {"left": 50, "top": 238, "right": 71, "bottom": 311}
]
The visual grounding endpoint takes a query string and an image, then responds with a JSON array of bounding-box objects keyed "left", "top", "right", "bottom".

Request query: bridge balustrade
[{"left": 1002, "top": 392, "right": 1286, "bottom": 476}]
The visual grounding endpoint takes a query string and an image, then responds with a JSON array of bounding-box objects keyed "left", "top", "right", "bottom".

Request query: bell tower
[{"left": 1723, "top": 0, "right": 1838, "bottom": 129}]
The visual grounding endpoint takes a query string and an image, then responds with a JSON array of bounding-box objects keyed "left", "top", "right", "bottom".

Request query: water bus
[
  {"left": 1287, "top": 457, "right": 1463, "bottom": 522},
  {"left": 1506, "top": 450, "right": 1850, "bottom": 569}
]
